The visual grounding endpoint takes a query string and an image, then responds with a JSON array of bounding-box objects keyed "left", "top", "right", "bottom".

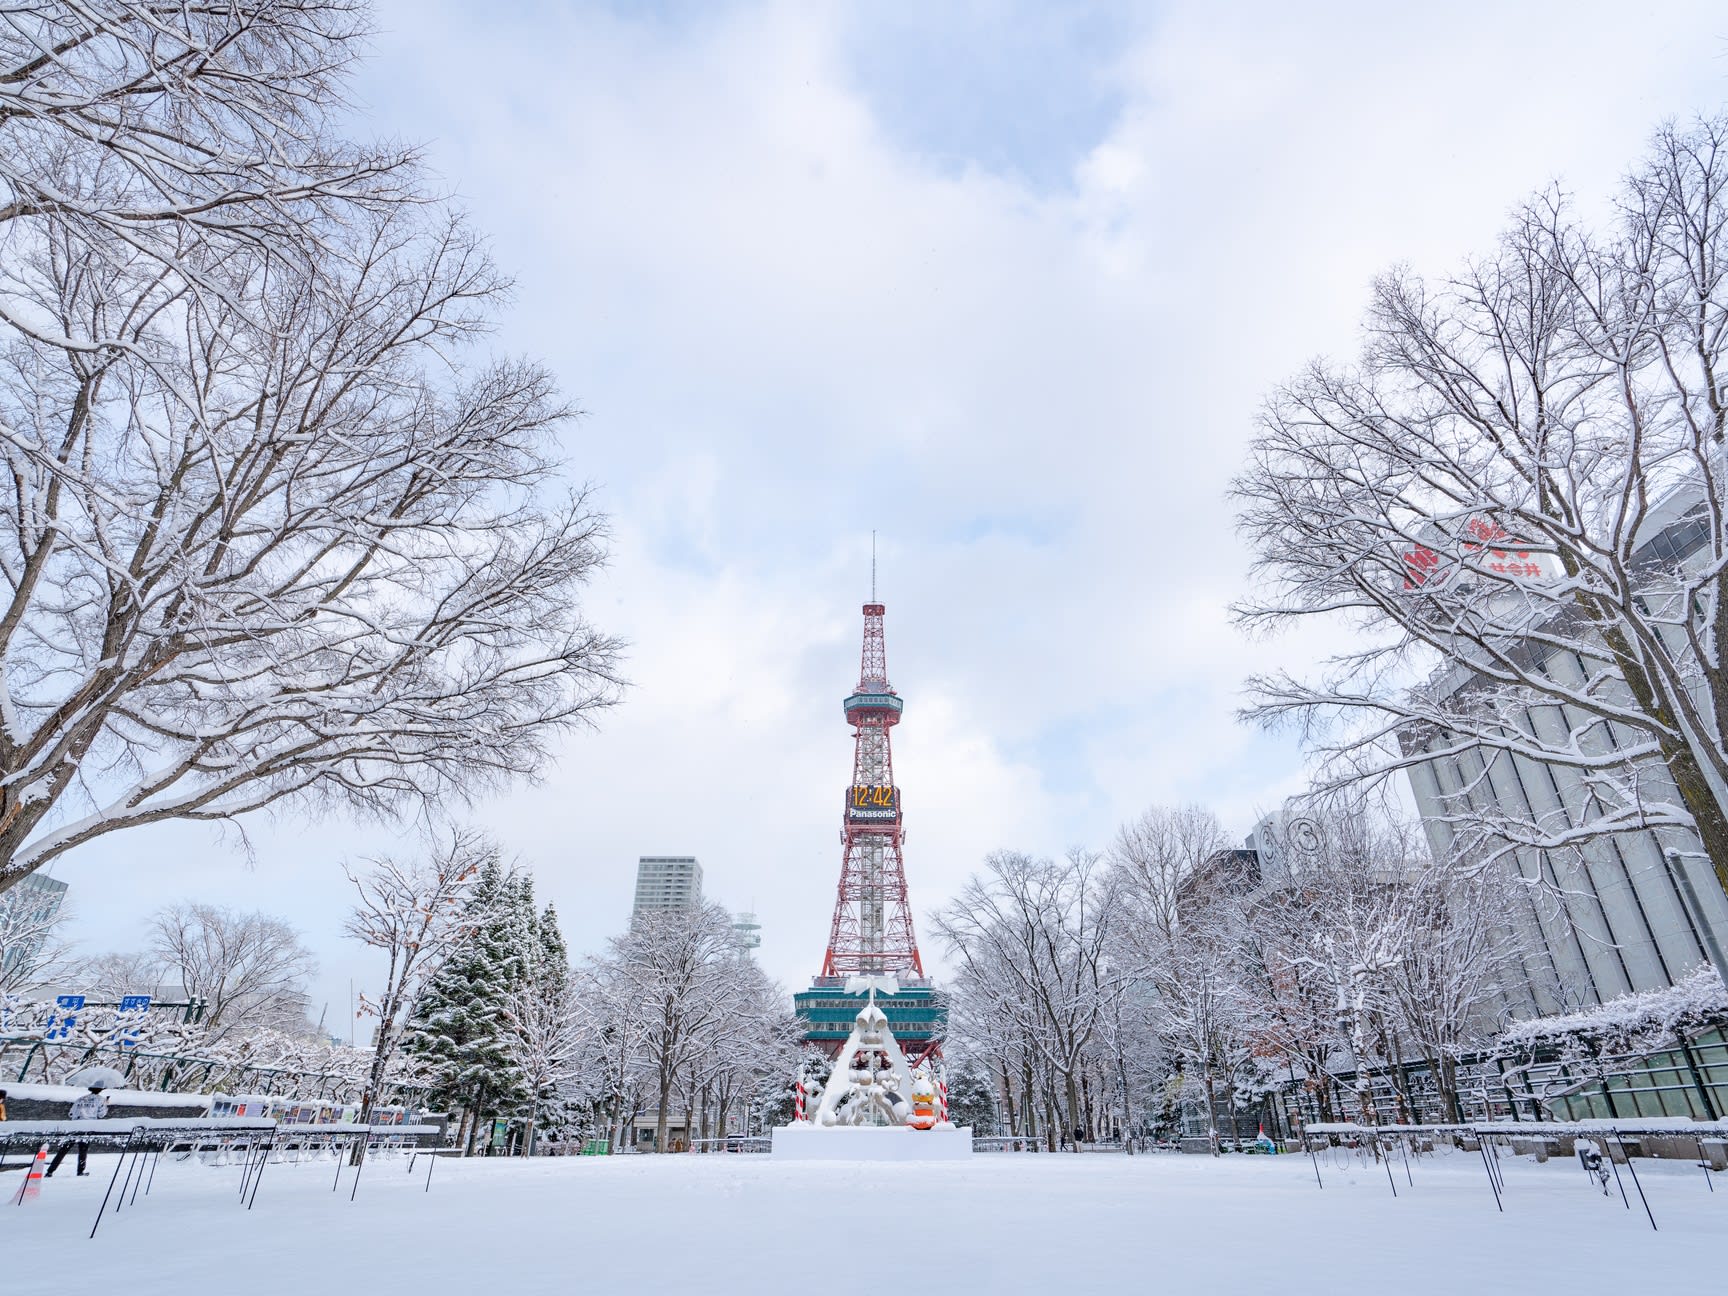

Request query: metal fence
[
  {"left": 1277, "top": 1025, "right": 1728, "bottom": 1129},
  {"left": 3, "top": 1118, "right": 441, "bottom": 1237}
]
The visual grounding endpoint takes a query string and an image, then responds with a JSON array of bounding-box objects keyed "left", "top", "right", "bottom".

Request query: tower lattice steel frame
[{"left": 819, "top": 600, "right": 925, "bottom": 979}]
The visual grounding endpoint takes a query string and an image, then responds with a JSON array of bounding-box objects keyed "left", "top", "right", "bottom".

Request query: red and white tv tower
[
  {"left": 819, "top": 595, "right": 925, "bottom": 979},
  {"left": 794, "top": 560, "right": 943, "bottom": 1061}
]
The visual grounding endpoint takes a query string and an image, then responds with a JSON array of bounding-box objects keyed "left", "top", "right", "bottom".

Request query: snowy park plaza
[{"left": 8, "top": 1144, "right": 1724, "bottom": 1296}]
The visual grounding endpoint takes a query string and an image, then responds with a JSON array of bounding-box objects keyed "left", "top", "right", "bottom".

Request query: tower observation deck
[{"left": 794, "top": 597, "right": 945, "bottom": 1062}]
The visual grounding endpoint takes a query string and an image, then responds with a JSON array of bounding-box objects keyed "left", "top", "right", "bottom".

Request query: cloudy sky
[{"left": 49, "top": 0, "right": 1728, "bottom": 1025}]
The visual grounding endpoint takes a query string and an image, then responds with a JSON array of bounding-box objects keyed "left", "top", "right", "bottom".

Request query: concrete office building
[
  {"left": 632, "top": 856, "right": 703, "bottom": 916},
  {"left": 1403, "top": 485, "right": 1728, "bottom": 1018},
  {"left": 0, "top": 872, "right": 69, "bottom": 983}
]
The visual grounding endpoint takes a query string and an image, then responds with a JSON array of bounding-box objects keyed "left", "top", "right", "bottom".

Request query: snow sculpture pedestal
[{"left": 771, "top": 1124, "right": 972, "bottom": 1161}]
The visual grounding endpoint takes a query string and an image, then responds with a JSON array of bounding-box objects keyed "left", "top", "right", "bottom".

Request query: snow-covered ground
[{"left": 4, "top": 1145, "right": 1720, "bottom": 1294}]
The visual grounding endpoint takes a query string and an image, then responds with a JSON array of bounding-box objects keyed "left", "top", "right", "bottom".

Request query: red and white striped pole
[
  {"left": 794, "top": 1080, "right": 807, "bottom": 1123},
  {"left": 937, "top": 1070, "right": 949, "bottom": 1125}
]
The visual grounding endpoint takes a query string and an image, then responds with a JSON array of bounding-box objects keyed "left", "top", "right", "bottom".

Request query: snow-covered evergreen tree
[
  {"left": 403, "top": 859, "right": 536, "bottom": 1153},
  {"left": 943, "top": 1061, "right": 1000, "bottom": 1134}
]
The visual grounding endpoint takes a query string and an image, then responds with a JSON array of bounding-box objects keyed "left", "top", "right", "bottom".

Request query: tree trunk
[
  {"left": 655, "top": 1067, "right": 673, "bottom": 1152},
  {"left": 463, "top": 1088, "right": 485, "bottom": 1157},
  {"left": 1437, "top": 1055, "right": 1462, "bottom": 1124},
  {"left": 1598, "top": 621, "right": 1728, "bottom": 902},
  {"left": 348, "top": 1088, "right": 375, "bottom": 1167},
  {"left": 1022, "top": 1057, "right": 1038, "bottom": 1145},
  {"left": 1115, "top": 1049, "right": 1133, "bottom": 1155},
  {"left": 1355, "top": 1073, "right": 1376, "bottom": 1131},
  {"left": 1202, "top": 1071, "right": 1220, "bottom": 1156},
  {"left": 1385, "top": 1033, "right": 1414, "bottom": 1125}
]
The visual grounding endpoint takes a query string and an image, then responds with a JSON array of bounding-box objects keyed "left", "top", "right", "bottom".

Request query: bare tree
[
  {"left": 1234, "top": 114, "right": 1728, "bottom": 906},
  {"left": 579, "top": 956, "right": 649, "bottom": 1151},
  {"left": 1241, "top": 804, "right": 1525, "bottom": 1125},
  {"left": 681, "top": 955, "right": 800, "bottom": 1147},
  {"left": 149, "top": 902, "right": 316, "bottom": 1036},
  {"left": 343, "top": 825, "right": 487, "bottom": 1124},
  {"left": 1156, "top": 938, "right": 1258, "bottom": 1154},
  {"left": 0, "top": 3, "right": 621, "bottom": 897},
  {"left": 604, "top": 903, "right": 748, "bottom": 1152},
  {"left": 934, "top": 849, "right": 1123, "bottom": 1151},
  {"left": 1109, "top": 805, "right": 1231, "bottom": 950},
  {"left": 499, "top": 967, "right": 584, "bottom": 1155},
  {"left": 75, "top": 949, "right": 165, "bottom": 1000},
  {"left": 1378, "top": 860, "right": 1525, "bottom": 1121},
  {"left": 0, "top": 3, "right": 413, "bottom": 305},
  {"left": 1107, "top": 805, "right": 1263, "bottom": 1152}
]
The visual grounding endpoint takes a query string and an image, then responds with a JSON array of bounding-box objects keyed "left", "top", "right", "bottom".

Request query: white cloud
[{"left": 50, "top": 0, "right": 1728, "bottom": 1004}]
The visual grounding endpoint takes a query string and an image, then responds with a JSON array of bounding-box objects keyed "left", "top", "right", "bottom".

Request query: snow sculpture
[
  {"left": 907, "top": 1067, "right": 938, "bottom": 1130},
  {"left": 812, "top": 977, "right": 921, "bottom": 1128}
]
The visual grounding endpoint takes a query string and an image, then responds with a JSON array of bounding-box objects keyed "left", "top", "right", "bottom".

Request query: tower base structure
[{"left": 794, "top": 977, "right": 946, "bottom": 1063}]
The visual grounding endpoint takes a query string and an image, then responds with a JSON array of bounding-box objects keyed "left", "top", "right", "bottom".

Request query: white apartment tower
[{"left": 632, "top": 856, "right": 703, "bottom": 916}]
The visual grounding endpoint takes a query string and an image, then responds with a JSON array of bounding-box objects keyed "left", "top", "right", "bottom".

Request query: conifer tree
[
  {"left": 404, "top": 859, "right": 536, "bottom": 1153},
  {"left": 944, "top": 1063, "right": 1000, "bottom": 1134}
]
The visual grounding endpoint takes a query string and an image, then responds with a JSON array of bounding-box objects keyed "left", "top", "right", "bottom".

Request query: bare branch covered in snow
[
  {"left": 1233, "top": 114, "right": 1728, "bottom": 901},
  {"left": 0, "top": 4, "right": 622, "bottom": 893},
  {"left": 149, "top": 901, "right": 317, "bottom": 1037}
]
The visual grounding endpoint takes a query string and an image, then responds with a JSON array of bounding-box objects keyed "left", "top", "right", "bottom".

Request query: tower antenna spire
[{"left": 871, "top": 531, "right": 876, "bottom": 603}]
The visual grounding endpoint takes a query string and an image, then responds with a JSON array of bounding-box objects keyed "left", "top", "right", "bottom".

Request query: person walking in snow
[{"left": 46, "top": 1085, "right": 109, "bottom": 1177}]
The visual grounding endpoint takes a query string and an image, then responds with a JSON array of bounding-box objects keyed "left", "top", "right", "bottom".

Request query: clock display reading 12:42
[{"left": 848, "top": 785, "right": 899, "bottom": 813}]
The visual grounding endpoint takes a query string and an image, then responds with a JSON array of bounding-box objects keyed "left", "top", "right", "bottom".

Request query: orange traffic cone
[{"left": 14, "top": 1144, "right": 47, "bottom": 1204}]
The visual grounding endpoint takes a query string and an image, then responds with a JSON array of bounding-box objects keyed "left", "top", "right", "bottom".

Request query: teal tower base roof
[{"left": 794, "top": 979, "right": 947, "bottom": 1061}]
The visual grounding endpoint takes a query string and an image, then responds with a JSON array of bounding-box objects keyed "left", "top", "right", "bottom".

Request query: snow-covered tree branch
[
  {"left": 0, "top": 2, "right": 622, "bottom": 895},
  {"left": 1233, "top": 115, "right": 1728, "bottom": 902},
  {"left": 343, "top": 823, "right": 486, "bottom": 1123},
  {"left": 149, "top": 901, "right": 317, "bottom": 1037}
]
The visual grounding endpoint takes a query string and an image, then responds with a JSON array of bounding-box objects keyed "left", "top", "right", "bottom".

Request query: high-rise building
[
  {"left": 0, "top": 872, "right": 69, "bottom": 981},
  {"left": 632, "top": 856, "right": 703, "bottom": 916}
]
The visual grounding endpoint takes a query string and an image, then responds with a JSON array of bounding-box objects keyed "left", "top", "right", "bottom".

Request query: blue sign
[
  {"left": 45, "top": 994, "right": 85, "bottom": 1040},
  {"left": 117, "top": 994, "right": 152, "bottom": 1048}
]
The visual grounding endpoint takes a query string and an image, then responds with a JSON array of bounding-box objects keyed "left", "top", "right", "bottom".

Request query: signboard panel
[
  {"left": 118, "top": 994, "right": 152, "bottom": 1048},
  {"left": 845, "top": 784, "right": 900, "bottom": 822},
  {"left": 45, "top": 994, "right": 85, "bottom": 1040},
  {"left": 1401, "top": 516, "right": 1560, "bottom": 591}
]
